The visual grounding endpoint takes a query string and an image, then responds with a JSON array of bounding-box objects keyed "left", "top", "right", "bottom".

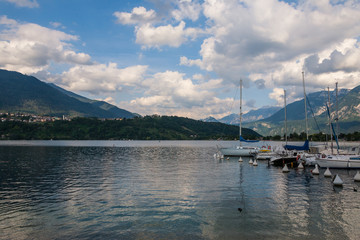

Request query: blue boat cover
[
  {"left": 240, "top": 136, "right": 259, "bottom": 143},
  {"left": 284, "top": 140, "right": 309, "bottom": 151}
]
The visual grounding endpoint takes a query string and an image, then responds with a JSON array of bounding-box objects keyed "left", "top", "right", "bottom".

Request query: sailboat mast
[
  {"left": 284, "top": 89, "right": 287, "bottom": 146},
  {"left": 302, "top": 71, "right": 308, "bottom": 140},
  {"left": 328, "top": 87, "right": 333, "bottom": 154},
  {"left": 239, "top": 79, "right": 242, "bottom": 146},
  {"left": 335, "top": 82, "right": 339, "bottom": 155},
  {"left": 335, "top": 82, "right": 339, "bottom": 138}
]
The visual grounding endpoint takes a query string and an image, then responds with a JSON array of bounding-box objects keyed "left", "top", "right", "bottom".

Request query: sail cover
[
  {"left": 240, "top": 136, "right": 259, "bottom": 143},
  {"left": 284, "top": 140, "right": 309, "bottom": 151},
  {"left": 326, "top": 104, "right": 340, "bottom": 151}
]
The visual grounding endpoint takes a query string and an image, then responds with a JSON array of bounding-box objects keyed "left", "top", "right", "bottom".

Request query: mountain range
[
  {"left": 0, "top": 69, "right": 136, "bottom": 119},
  {"left": 245, "top": 86, "right": 360, "bottom": 136},
  {"left": 212, "top": 86, "right": 359, "bottom": 136},
  {"left": 202, "top": 106, "right": 282, "bottom": 125},
  {"left": 1, "top": 69, "right": 359, "bottom": 136}
]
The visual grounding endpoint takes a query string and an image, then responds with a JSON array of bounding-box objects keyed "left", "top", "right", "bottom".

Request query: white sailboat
[
  {"left": 270, "top": 72, "right": 316, "bottom": 167},
  {"left": 315, "top": 83, "right": 360, "bottom": 169},
  {"left": 219, "top": 79, "right": 259, "bottom": 157},
  {"left": 316, "top": 154, "right": 360, "bottom": 168}
]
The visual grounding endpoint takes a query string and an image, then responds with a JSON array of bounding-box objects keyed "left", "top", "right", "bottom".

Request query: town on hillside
[
  {"left": 0, "top": 112, "right": 128, "bottom": 123},
  {"left": 1, "top": 112, "right": 71, "bottom": 123}
]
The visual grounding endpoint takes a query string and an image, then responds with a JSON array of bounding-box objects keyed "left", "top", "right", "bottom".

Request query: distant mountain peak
[
  {"left": 201, "top": 116, "right": 219, "bottom": 123},
  {"left": 212, "top": 106, "right": 282, "bottom": 125}
]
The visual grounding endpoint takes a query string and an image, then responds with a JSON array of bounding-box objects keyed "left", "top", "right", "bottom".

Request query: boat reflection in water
[{"left": 1, "top": 141, "right": 360, "bottom": 239}]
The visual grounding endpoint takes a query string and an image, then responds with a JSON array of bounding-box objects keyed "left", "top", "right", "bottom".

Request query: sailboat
[
  {"left": 284, "top": 72, "right": 310, "bottom": 153},
  {"left": 315, "top": 84, "right": 360, "bottom": 169},
  {"left": 219, "top": 79, "right": 259, "bottom": 157},
  {"left": 270, "top": 73, "right": 310, "bottom": 167},
  {"left": 270, "top": 89, "right": 300, "bottom": 166}
]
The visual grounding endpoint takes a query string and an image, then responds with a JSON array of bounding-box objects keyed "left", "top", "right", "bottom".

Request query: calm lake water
[{"left": 0, "top": 141, "right": 359, "bottom": 240}]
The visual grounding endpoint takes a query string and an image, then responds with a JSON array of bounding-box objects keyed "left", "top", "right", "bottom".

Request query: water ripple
[{"left": 0, "top": 144, "right": 360, "bottom": 239}]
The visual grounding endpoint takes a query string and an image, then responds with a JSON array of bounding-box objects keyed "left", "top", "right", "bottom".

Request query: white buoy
[
  {"left": 324, "top": 167, "right": 332, "bottom": 177},
  {"left": 238, "top": 157, "right": 243, "bottom": 162},
  {"left": 249, "top": 159, "right": 253, "bottom": 164},
  {"left": 253, "top": 159, "right": 258, "bottom": 166},
  {"left": 354, "top": 171, "right": 360, "bottom": 182},
  {"left": 297, "top": 162, "right": 304, "bottom": 169},
  {"left": 312, "top": 164, "right": 320, "bottom": 175},
  {"left": 333, "top": 174, "right": 343, "bottom": 186},
  {"left": 282, "top": 164, "right": 290, "bottom": 173}
]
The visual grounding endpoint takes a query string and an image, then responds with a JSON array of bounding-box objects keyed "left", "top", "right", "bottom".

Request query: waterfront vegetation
[
  {"left": 0, "top": 115, "right": 260, "bottom": 140},
  {"left": 1, "top": 115, "right": 359, "bottom": 141},
  {"left": 263, "top": 131, "right": 360, "bottom": 141}
]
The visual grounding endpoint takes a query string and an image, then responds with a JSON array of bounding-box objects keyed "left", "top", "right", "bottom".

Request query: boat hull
[
  {"left": 316, "top": 155, "right": 360, "bottom": 169},
  {"left": 220, "top": 147, "right": 257, "bottom": 157},
  {"left": 269, "top": 150, "right": 302, "bottom": 167},
  {"left": 270, "top": 155, "right": 298, "bottom": 167},
  {"left": 256, "top": 152, "right": 278, "bottom": 160}
]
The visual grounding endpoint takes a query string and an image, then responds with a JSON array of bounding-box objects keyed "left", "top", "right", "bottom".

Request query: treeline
[
  {"left": 0, "top": 115, "right": 261, "bottom": 140},
  {"left": 263, "top": 131, "right": 360, "bottom": 141}
]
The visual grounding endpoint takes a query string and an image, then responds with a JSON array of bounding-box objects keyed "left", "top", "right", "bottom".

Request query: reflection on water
[{"left": 0, "top": 142, "right": 359, "bottom": 239}]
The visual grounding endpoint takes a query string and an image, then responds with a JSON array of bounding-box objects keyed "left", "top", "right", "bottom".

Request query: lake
[{"left": 0, "top": 141, "right": 359, "bottom": 239}]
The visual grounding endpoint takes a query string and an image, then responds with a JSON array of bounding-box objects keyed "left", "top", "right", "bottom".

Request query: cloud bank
[
  {"left": 0, "top": 16, "right": 92, "bottom": 74},
  {"left": 2, "top": 0, "right": 360, "bottom": 118}
]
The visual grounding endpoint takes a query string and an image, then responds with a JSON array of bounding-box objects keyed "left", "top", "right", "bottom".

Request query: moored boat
[
  {"left": 314, "top": 83, "right": 360, "bottom": 169},
  {"left": 315, "top": 154, "right": 360, "bottom": 169},
  {"left": 219, "top": 79, "right": 259, "bottom": 157},
  {"left": 220, "top": 145, "right": 258, "bottom": 157},
  {"left": 269, "top": 151, "right": 301, "bottom": 167}
]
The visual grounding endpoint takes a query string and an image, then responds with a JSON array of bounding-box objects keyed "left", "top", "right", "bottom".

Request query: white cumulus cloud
[
  {"left": 114, "top": 6, "right": 158, "bottom": 25},
  {"left": 135, "top": 21, "right": 199, "bottom": 48},
  {"left": 0, "top": 16, "right": 92, "bottom": 74},
  {"left": 114, "top": 5, "right": 204, "bottom": 49},
  {"left": 180, "top": 0, "right": 360, "bottom": 101},
  {"left": 5, "top": 0, "right": 38, "bottom": 8},
  {"left": 59, "top": 63, "right": 148, "bottom": 95},
  {"left": 123, "top": 70, "right": 230, "bottom": 119},
  {"left": 269, "top": 88, "right": 286, "bottom": 106},
  {"left": 171, "top": 0, "right": 202, "bottom": 21}
]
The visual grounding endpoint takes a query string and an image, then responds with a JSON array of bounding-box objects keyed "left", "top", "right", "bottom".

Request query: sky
[{"left": 1, "top": 0, "right": 360, "bottom": 119}]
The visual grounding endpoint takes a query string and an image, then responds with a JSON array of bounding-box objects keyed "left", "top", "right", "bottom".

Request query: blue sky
[{"left": 1, "top": 0, "right": 360, "bottom": 119}]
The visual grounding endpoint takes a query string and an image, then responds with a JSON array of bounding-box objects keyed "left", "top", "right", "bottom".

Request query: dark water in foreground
[{"left": 0, "top": 141, "right": 359, "bottom": 240}]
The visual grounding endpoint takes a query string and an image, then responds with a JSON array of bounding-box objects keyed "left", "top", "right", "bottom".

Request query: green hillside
[
  {"left": 244, "top": 85, "right": 360, "bottom": 136},
  {"left": 0, "top": 115, "right": 261, "bottom": 140},
  {"left": 0, "top": 69, "right": 136, "bottom": 118},
  {"left": 48, "top": 83, "right": 138, "bottom": 118}
]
